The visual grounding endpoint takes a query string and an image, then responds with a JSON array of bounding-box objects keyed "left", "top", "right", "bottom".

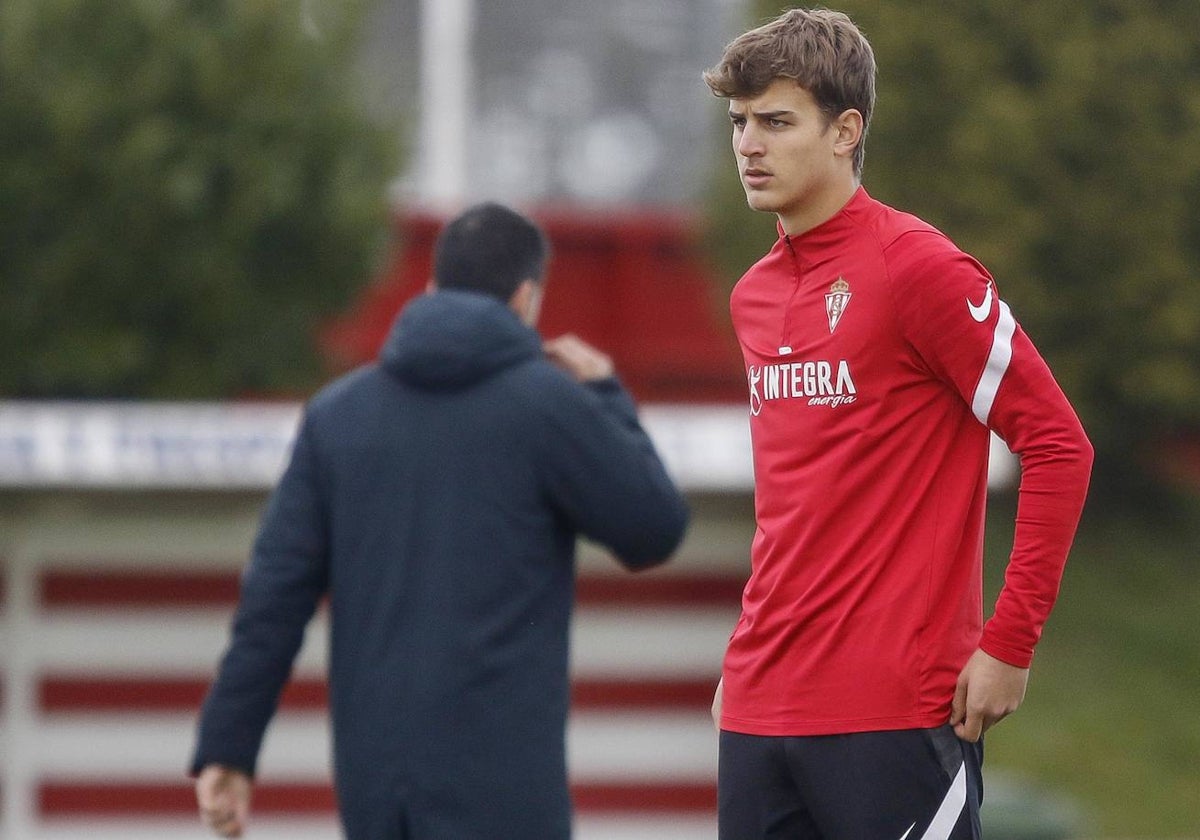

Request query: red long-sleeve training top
[{"left": 721, "top": 188, "right": 1093, "bottom": 736}]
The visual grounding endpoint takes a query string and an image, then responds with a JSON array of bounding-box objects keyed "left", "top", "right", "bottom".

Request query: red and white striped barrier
[{"left": 3, "top": 557, "right": 741, "bottom": 839}]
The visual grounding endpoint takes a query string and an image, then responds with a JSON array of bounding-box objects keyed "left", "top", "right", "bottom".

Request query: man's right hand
[
  {"left": 949, "top": 648, "right": 1029, "bottom": 743},
  {"left": 196, "top": 764, "right": 252, "bottom": 838},
  {"left": 544, "top": 334, "right": 615, "bottom": 383},
  {"left": 711, "top": 677, "right": 724, "bottom": 730}
]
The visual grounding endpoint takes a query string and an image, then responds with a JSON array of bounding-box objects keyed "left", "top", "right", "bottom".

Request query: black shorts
[{"left": 718, "top": 725, "right": 983, "bottom": 840}]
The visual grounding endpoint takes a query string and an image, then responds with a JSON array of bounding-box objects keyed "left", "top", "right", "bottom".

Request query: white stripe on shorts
[{"left": 919, "top": 761, "right": 967, "bottom": 840}]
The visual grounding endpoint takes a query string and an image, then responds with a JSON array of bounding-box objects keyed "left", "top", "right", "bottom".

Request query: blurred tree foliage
[
  {"left": 706, "top": 0, "right": 1200, "bottom": 504},
  {"left": 0, "top": 0, "right": 398, "bottom": 398}
]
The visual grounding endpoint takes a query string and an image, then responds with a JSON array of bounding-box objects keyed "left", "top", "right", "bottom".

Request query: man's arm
[
  {"left": 535, "top": 333, "right": 689, "bottom": 568},
  {"left": 890, "top": 235, "right": 1093, "bottom": 731},
  {"left": 190, "top": 415, "right": 331, "bottom": 824}
]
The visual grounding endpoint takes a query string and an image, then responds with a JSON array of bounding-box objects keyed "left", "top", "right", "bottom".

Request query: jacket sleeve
[
  {"left": 190, "top": 415, "right": 331, "bottom": 776},
  {"left": 535, "top": 374, "right": 689, "bottom": 570},
  {"left": 891, "top": 232, "right": 1094, "bottom": 668}
]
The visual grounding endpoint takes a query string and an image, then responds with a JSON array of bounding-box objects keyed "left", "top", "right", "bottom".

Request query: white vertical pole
[
  {"left": 1, "top": 546, "right": 38, "bottom": 840},
  {"left": 418, "top": 0, "right": 474, "bottom": 210}
]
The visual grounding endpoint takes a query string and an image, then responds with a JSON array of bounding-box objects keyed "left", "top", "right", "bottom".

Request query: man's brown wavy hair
[{"left": 703, "top": 7, "right": 876, "bottom": 177}]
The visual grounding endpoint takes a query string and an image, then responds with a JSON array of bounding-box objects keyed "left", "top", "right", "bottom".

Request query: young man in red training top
[{"left": 704, "top": 8, "right": 1093, "bottom": 839}]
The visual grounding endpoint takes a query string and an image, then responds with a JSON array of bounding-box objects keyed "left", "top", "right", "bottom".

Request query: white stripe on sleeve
[{"left": 971, "top": 300, "right": 1016, "bottom": 425}]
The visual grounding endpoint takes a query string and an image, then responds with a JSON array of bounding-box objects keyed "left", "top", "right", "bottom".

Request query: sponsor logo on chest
[
  {"left": 748, "top": 359, "right": 857, "bottom": 416},
  {"left": 747, "top": 276, "right": 859, "bottom": 416}
]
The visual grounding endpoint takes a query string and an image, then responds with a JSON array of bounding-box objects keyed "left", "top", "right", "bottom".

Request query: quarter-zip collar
[{"left": 776, "top": 186, "right": 870, "bottom": 259}]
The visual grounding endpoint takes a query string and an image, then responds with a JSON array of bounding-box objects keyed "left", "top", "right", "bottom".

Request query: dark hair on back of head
[{"left": 434, "top": 202, "right": 548, "bottom": 303}]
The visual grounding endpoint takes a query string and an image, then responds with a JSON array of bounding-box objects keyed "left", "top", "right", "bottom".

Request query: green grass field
[{"left": 981, "top": 495, "right": 1200, "bottom": 836}]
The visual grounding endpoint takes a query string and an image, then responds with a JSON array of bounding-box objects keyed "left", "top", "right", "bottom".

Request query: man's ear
[
  {"left": 509, "top": 279, "right": 544, "bottom": 326},
  {"left": 833, "top": 108, "right": 864, "bottom": 161}
]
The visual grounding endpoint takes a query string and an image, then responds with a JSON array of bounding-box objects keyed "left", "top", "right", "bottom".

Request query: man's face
[{"left": 728, "top": 78, "right": 844, "bottom": 230}]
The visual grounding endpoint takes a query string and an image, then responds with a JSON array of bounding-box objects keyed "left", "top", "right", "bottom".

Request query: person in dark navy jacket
[{"left": 190, "top": 202, "right": 690, "bottom": 840}]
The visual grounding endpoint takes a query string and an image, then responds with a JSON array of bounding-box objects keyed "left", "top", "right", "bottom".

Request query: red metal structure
[{"left": 324, "top": 208, "right": 746, "bottom": 404}]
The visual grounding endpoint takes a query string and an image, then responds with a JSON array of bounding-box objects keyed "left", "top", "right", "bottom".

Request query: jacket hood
[{"left": 379, "top": 290, "right": 543, "bottom": 390}]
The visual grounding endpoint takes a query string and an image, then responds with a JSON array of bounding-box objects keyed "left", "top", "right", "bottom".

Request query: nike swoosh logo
[
  {"left": 898, "top": 823, "right": 916, "bottom": 840},
  {"left": 967, "top": 284, "right": 993, "bottom": 322}
]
